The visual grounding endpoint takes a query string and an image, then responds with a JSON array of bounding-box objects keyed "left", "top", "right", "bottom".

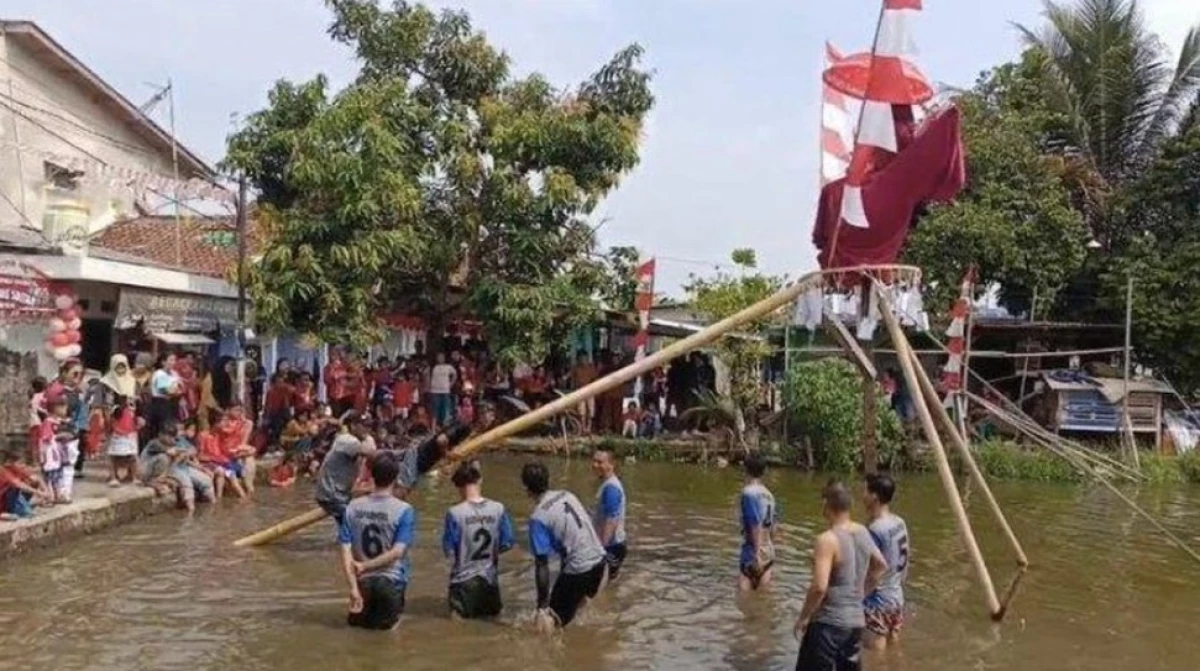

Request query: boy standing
[
  {"left": 442, "top": 461, "right": 515, "bottom": 618},
  {"left": 862, "top": 474, "right": 910, "bottom": 650},
  {"left": 338, "top": 452, "right": 415, "bottom": 630},
  {"left": 590, "top": 449, "right": 628, "bottom": 579},
  {"left": 738, "top": 453, "right": 778, "bottom": 591}
]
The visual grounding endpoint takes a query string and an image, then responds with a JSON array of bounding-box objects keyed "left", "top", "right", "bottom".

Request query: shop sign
[{"left": 116, "top": 288, "right": 241, "bottom": 334}]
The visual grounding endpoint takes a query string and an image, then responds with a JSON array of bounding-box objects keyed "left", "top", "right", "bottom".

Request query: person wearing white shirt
[{"left": 429, "top": 353, "right": 457, "bottom": 428}]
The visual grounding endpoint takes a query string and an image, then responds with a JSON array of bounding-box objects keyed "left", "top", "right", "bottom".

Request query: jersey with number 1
[
  {"left": 338, "top": 492, "right": 416, "bottom": 585},
  {"left": 528, "top": 490, "right": 606, "bottom": 575},
  {"left": 867, "top": 512, "right": 910, "bottom": 607},
  {"left": 443, "top": 498, "right": 515, "bottom": 585}
]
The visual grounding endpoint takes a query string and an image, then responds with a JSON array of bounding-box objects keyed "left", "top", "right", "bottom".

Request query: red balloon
[
  {"left": 59, "top": 308, "right": 78, "bottom": 322},
  {"left": 65, "top": 330, "right": 81, "bottom": 344},
  {"left": 50, "top": 332, "right": 69, "bottom": 348}
]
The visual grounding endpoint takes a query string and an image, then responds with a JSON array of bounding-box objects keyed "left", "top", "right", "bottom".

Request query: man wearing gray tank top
[{"left": 793, "top": 481, "right": 887, "bottom": 671}]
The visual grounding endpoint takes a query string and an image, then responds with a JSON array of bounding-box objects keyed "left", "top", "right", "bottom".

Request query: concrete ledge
[{"left": 0, "top": 458, "right": 277, "bottom": 561}]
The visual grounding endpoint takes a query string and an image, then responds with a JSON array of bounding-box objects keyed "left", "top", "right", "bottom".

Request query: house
[
  {"left": 1032, "top": 370, "right": 1170, "bottom": 448},
  {"left": 0, "top": 21, "right": 243, "bottom": 440}
]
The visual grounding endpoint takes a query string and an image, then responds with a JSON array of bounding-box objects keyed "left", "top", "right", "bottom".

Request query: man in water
[
  {"left": 315, "top": 413, "right": 376, "bottom": 524},
  {"left": 793, "top": 481, "right": 888, "bottom": 671},
  {"left": 739, "top": 453, "right": 779, "bottom": 591},
  {"left": 442, "top": 460, "right": 515, "bottom": 618},
  {"left": 590, "top": 449, "right": 628, "bottom": 579},
  {"left": 862, "top": 474, "right": 910, "bottom": 650},
  {"left": 522, "top": 461, "right": 608, "bottom": 631},
  {"left": 395, "top": 422, "right": 475, "bottom": 497},
  {"left": 338, "top": 452, "right": 415, "bottom": 630}
]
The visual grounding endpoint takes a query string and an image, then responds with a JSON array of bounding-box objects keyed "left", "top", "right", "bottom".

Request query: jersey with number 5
[
  {"left": 339, "top": 492, "right": 416, "bottom": 585},
  {"left": 443, "top": 498, "right": 515, "bottom": 585},
  {"left": 529, "top": 490, "right": 607, "bottom": 575},
  {"left": 867, "top": 512, "right": 910, "bottom": 607}
]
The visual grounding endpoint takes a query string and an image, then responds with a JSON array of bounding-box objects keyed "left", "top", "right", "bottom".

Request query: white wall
[{"left": 0, "top": 33, "right": 178, "bottom": 238}]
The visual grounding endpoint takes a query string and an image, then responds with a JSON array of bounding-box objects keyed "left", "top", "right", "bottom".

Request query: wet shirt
[
  {"left": 528, "top": 490, "right": 607, "bottom": 575},
  {"left": 592, "top": 475, "right": 627, "bottom": 549},
  {"left": 442, "top": 498, "right": 514, "bottom": 585},
  {"left": 337, "top": 492, "right": 416, "bottom": 585},
  {"left": 739, "top": 482, "right": 778, "bottom": 567},
  {"left": 815, "top": 524, "right": 877, "bottom": 629},
  {"left": 315, "top": 433, "right": 363, "bottom": 505},
  {"left": 867, "top": 513, "right": 910, "bottom": 608}
]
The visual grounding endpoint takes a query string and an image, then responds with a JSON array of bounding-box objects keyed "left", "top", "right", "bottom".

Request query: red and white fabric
[
  {"left": 821, "top": 43, "right": 853, "bottom": 187},
  {"left": 632, "top": 257, "right": 655, "bottom": 397},
  {"left": 941, "top": 270, "right": 973, "bottom": 402}
]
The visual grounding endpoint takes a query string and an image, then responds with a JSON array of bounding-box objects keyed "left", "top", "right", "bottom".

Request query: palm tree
[{"left": 1018, "top": 0, "right": 1200, "bottom": 247}]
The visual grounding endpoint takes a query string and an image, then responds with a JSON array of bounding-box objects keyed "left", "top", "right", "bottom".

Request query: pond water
[{"left": 1, "top": 455, "right": 1198, "bottom": 670}]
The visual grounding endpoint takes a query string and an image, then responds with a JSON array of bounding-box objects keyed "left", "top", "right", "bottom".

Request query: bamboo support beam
[
  {"left": 233, "top": 265, "right": 922, "bottom": 548},
  {"left": 876, "top": 287, "right": 1003, "bottom": 618}
]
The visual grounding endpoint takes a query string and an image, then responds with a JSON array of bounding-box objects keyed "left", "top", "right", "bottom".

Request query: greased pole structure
[{"left": 232, "top": 264, "right": 919, "bottom": 548}]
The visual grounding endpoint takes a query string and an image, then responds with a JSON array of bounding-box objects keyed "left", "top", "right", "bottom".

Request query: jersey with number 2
[
  {"left": 529, "top": 490, "right": 606, "bottom": 575},
  {"left": 443, "top": 498, "right": 515, "bottom": 585},
  {"left": 338, "top": 492, "right": 416, "bottom": 585}
]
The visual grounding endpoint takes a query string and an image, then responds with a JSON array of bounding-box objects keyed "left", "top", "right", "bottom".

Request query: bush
[
  {"left": 972, "top": 440, "right": 1082, "bottom": 482},
  {"left": 1176, "top": 450, "right": 1200, "bottom": 484},
  {"left": 784, "top": 358, "right": 906, "bottom": 472}
]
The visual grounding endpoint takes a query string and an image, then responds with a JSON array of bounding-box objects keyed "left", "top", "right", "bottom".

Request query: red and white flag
[
  {"left": 633, "top": 257, "right": 656, "bottom": 397},
  {"left": 821, "top": 43, "right": 853, "bottom": 187}
]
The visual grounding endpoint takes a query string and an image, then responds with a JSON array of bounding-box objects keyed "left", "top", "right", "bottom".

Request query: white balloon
[
  {"left": 53, "top": 346, "right": 73, "bottom": 361},
  {"left": 48, "top": 318, "right": 66, "bottom": 333},
  {"left": 65, "top": 343, "right": 82, "bottom": 358},
  {"left": 54, "top": 294, "right": 75, "bottom": 310},
  {"left": 67, "top": 318, "right": 82, "bottom": 331}
]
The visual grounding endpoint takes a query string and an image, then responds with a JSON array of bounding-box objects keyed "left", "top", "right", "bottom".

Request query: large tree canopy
[{"left": 224, "top": 0, "right": 654, "bottom": 363}]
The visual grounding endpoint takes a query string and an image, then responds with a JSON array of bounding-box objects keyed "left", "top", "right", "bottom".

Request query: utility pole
[{"left": 236, "top": 177, "right": 249, "bottom": 405}]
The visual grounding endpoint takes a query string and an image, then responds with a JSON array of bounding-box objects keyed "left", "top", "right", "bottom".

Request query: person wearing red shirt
[
  {"left": 324, "top": 352, "right": 351, "bottom": 418},
  {"left": 262, "top": 373, "right": 296, "bottom": 448},
  {"left": 293, "top": 373, "right": 316, "bottom": 414},
  {"left": 217, "top": 405, "right": 257, "bottom": 494},
  {"left": 0, "top": 452, "right": 51, "bottom": 519},
  {"left": 196, "top": 426, "right": 246, "bottom": 500},
  {"left": 392, "top": 371, "right": 416, "bottom": 420}
]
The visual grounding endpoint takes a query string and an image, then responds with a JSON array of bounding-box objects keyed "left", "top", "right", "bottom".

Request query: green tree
[
  {"left": 903, "top": 57, "right": 1089, "bottom": 315},
  {"left": 683, "top": 249, "right": 783, "bottom": 448},
  {"left": 224, "top": 0, "right": 653, "bottom": 361},
  {"left": 1018, "top": 0, "right": 1200, "bottom": 251}
]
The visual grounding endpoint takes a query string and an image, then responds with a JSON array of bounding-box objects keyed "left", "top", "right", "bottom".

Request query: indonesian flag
[
  {"left": 821, "top": 43, "right": 853, "bottom": 187},
  {"left": 633, "top": 257, "right": 656, "bottom": 397}
]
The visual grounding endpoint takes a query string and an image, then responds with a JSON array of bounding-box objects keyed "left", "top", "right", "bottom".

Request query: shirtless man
[{"left": 793, "top": 481, "right": 888, "bottom": 671}]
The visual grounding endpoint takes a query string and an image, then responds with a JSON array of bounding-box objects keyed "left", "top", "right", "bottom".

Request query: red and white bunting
[
  {"left": 821, "top": 43, "right": 852, "bottom": 187},
  {"left": 940, "top": 269, "right": 974, "bottom": 402}
]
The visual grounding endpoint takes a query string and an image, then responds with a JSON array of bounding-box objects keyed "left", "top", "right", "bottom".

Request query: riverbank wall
[{"left": 0, "top": 458, "right": 278, "bottom": 561}]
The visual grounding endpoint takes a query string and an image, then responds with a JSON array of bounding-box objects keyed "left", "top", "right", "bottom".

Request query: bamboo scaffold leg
[
  {"left": 233, "top": 265, "right": 924, "bottom": 548},
  {"left": 876, "top": 287, "right": 1004, "bottom": 619}
]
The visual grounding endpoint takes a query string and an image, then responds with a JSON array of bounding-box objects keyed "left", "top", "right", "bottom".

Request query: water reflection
[{"left": 1, "top": 455, "right": 1198, "bottom": 671}]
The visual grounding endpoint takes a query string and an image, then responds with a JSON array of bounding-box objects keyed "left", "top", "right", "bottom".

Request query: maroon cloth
[{"left": 813, "top": 105, "right": 965, "bottom": 269}]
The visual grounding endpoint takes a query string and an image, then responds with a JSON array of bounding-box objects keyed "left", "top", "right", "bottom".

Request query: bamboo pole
[
  {"left": 901, "top": 330, "right": 1029, "bottom": 567},
  {"left": 233, "top": 265, "right": 923, "bottom": 548},
  {"left": 1122, "top": 275, "right": 1140, "bottom": 469},
  {"left": 876, "top": 287, "right": 1003, "bottom": 618}
]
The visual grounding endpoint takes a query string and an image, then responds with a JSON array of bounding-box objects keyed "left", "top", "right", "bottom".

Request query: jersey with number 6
[
  {"left": 867, "top": 512, "right": 910, "bottom": 607},
  {"left": 338, "top": 492, "right": 416, "bottom": 585},
  {"left": 443, "top": 498, "right": 515, "bottom": 585},
  {"left": 529, "top": 490, "right": 607, "bottom": 575}
]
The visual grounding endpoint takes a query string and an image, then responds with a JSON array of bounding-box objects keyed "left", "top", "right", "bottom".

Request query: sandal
[{"left": 107, "top": 479, "right": 121, "bottom": 487}]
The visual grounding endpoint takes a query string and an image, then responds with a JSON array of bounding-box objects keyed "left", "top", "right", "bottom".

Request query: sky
[{"left": 5, "top": 0, "right": 1195, "bottom": 295}]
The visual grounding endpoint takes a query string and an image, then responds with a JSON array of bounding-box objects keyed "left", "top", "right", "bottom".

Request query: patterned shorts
[{"left": 865, "top": 602, "right": 905, "bottom": 637}]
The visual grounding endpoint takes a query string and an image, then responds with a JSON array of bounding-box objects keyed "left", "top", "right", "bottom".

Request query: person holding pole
[
  {"left": 442, "top": 460, "right": 515, "bottom": 619},
  {"left": 793, "top": 480, "right": 887, "bottom": 671},
  {"left": 315, "top": 413, "right": 377, "bottom": 525},
  {"left": 590, "top": 448, "right": 628, "bottom": 579},
  {"left": 738, "top": 453, "right": 779, "bottom": 591},
  {"left": 522, "top": 461, "right": 608, "bottom": 631},
  {"left": 862, "top": 474, "right": 910, "bottom": 650},
  {"left": 338, "top": 452, "right": 414, "bottom": 630}
]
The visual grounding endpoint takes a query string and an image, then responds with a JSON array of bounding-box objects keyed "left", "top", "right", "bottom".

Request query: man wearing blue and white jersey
[
  {"left": 522, "top": 461, "right": 607, "bottom": 630},
  {"left": 442, "top": 460, "right": 515, "bottom": 619},
  {"left": 591, "top": 449, "right": 628, "bottom": 579},
  {"left": 337, "top": 452, "right": 415, "bottom": 630},
  {"left": 738, "top": 452, "right": 779, "bottom": 591},
  {"left": 862, "top": 473, "right": 910, "bottom": 649}
]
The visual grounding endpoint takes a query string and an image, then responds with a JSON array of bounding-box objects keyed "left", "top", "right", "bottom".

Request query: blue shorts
[
  {"left": 2, "top": 488, "right": 34, "bottom": 518},
  {"left": 229, "top": 461, "right": 245, "bottom": 479}
]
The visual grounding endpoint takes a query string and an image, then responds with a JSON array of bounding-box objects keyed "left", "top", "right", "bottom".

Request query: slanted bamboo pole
[
  {"left": 876, "top": 286, "right": 1003, "bottom": 618},
  {"left": 900, "top": 327, "right": 1029, "bottom": 567},
  {"left": 233, "top": 265, "right": 923, "bottom": 548}
]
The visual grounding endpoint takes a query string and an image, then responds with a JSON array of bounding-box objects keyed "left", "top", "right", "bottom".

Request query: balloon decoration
[{"left": 45, "top": 290, "right": 82, "bottom": 362}]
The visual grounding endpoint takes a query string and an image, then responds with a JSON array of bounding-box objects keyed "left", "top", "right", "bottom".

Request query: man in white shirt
[{"left": 429, "top": 353, "right": 458, "bottom": 428}]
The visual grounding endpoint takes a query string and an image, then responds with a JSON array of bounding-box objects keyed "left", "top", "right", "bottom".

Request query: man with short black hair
[
  {"left": 442, "top": 460, "right": 515, "bottom": 619},
  {"left": 862, "top": 474, "right": 910, "bottom": 650},
  {"left": 521, "top": 461, "right": 608, "bottom": 631},
  {"left": 739, "top": 452, "right": 778, "bottom": 591},
  {"left": 590, "top": 449, "right": 628, "bottom": 579},
  {"left": 793, "top": 480, "right": 888, "bottom": 671},
  {"left": 339, "top": 452, "right": 415, "bottom": 630},
  {"left": 315, "top": 412, "right": 377, "bottom": 524}
]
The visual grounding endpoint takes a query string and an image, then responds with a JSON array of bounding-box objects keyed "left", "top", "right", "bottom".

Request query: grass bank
[{"left": 971, "top": 440, "right": 1200, "bottom": 485}]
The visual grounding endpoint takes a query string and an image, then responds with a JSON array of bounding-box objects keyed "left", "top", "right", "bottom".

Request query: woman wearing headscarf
[{"left": 100, "top": 354, "right": 139, "bottom": 485}]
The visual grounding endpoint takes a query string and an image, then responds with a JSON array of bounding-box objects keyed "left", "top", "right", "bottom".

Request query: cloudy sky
[{"left": 6, "top": 0, "right": 1195, "bottom": 294}]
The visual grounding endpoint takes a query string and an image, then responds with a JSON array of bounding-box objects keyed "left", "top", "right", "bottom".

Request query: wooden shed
[{"left": 1036, "top": 372, "right": 1170, "bottom": 448}]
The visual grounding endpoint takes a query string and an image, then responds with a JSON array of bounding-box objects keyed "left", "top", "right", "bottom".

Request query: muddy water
[{"left": 2, "top": 455, "right": 1199, "bottom": 670}]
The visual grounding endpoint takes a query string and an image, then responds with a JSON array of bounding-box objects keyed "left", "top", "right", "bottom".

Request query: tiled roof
[{"left": 90, "top": 215, "right": 260, "bottom": 278}]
